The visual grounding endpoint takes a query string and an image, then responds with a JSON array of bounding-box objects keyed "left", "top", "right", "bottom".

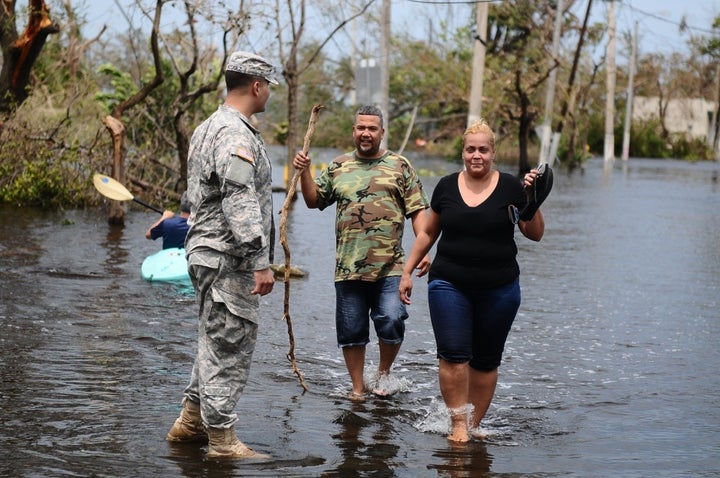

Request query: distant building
[
  {"left": 633, "top": 96, "right": 716, "bottom": 143},
  {"left": 355, "top": 58, "right": 382, "bottom": 106}
]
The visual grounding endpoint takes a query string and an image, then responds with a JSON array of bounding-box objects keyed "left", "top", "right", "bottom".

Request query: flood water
[{"left": 1, "top": 155, "right": 719, "bottom": 477}]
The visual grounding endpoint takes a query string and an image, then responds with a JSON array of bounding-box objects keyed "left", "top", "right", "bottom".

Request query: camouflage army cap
[{"left": 226, "top": 51, "right": 279, "bottom": 85}]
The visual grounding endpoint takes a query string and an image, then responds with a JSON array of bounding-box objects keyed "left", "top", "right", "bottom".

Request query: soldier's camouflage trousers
[{"left": 181, "top": 260, "right": 259, "bottom": 428}]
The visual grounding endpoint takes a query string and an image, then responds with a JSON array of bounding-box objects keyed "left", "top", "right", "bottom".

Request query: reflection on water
[{"left": 1, "top": 157, "right": 719, "bottom": 477}]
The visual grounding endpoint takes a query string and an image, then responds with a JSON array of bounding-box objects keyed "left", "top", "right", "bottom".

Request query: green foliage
[
  {"left": 585, "top": 114, "right": 607, "bottom": 157},
  {"left": 95, "top": 64, "right": 138, "bottom": 113},
  {"left": 670, "top": 136, "right": 713, "bottom": 161},
  {"left": 448, "top": 135, "right": 465, "bottom": 162},
  {"left": 556, "top": 139, "right": 590, "bottom": 166},
  {"left": 313, "top": 105, "right": 357, "bottom": 149},
  {"left": 387, "top": 34, "right": 472, "bottom": 147},
  {"left": 0, "top": 89, "right": 107, "bottom": 209},
  {"left": 94, "top": 57, "right": 221, "bottom": 174},
  {"left": 584, "top": 117, "right": 714, "bottom": 160},
  {"left": 0, "top": 142, "right": 93, "bottom": 208},
  {"left": 629, "top": 120, "right": 669, "bottom": 158},
  {"left": 701, "top": 15, "right": 720, "bottom": 59},
  {"left": 270, "top": 105, "right": 356, "bottom": 150},
  {"left": 272, "top": 120, "right": 289, "bottom": 145}
]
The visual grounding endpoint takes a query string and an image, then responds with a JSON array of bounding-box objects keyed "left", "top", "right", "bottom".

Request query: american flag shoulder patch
[{"left": 235, "top": 147, "right": 255, "bottom": 164}]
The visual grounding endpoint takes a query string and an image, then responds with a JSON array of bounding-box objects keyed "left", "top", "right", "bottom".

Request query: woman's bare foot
[
  {"left": 448, "top": 429, "right": 469, "bottom": 443},
  {"left": 448, "top": 407, "right": 469, "bottom": 443}
]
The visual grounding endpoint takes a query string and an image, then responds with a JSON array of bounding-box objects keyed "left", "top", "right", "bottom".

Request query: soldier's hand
[{"left": 251, "top": 268, "right": 275, "bottom": 296}]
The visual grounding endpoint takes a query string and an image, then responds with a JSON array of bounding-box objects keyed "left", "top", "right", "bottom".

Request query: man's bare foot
[
  {"left": 372, "top": 372, "right": 395, "bottom": 398},
  {"left": 347, "top": 391, "right": 366, "bottom": 402}
]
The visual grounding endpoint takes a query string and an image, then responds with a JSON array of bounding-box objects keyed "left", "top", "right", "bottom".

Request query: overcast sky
[
  {"left": 391, "top": 0, "right": 720, "bottom": 56},
  {"left": 77, "top": 0, "right": 718, "bottom": 58},
  {"left": 590, "top": 0, "right": 720, "bottom": 55}
]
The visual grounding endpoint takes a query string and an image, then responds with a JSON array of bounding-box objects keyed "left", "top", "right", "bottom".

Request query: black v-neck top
[{"left": 428, "top": 171, "right": 527, "bottom": 290}]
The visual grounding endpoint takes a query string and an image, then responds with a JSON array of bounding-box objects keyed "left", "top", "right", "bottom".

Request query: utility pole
[
  {"left": 467, "top": 1, "right": 488, "bottom": 127},
  {"left": 538, "top": 0, "right": 564, "bottom": 167},
  {"left": 604, "top": 0, "right": 616, "bottom": 164},
  {"left": 380, "top": 0, "right": 391, "bottom": 149},
  {"left": 349, "top": 16, "right": 357, "bottom": 106},
  {"left": 710, "top": 64, "right": 720, "bottom": 160},
  {"left": 621, "top": 21, "right": 638, "bottom": 161}
]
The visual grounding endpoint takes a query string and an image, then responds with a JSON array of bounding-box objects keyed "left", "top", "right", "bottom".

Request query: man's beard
[{"left": 357, "top": 140, "right": 379, "bottom": 157}]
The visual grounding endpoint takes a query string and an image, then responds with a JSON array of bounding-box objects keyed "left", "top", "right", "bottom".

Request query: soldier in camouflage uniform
[
  {"left": 166, "top": 51, "right": 277, "bottom": 460},
  {"left": 292, "top": 105, "right": 431, "bottom": 401}
]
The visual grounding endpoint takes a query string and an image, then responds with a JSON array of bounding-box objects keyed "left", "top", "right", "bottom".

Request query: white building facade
[{"left": 633, "top": 96, "right": 716, "bottom": 142}]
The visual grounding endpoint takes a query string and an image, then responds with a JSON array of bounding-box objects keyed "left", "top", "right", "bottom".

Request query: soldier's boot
[
  {"left": 206, "top": 426, "right": 270, "bottom": 460},
  {"left": 166, "top": 399, "right": 208, "bottom": 443}
]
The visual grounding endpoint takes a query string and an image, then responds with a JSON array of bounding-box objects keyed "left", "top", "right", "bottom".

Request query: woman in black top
[{"left": 400, "top": 118, "right": 545, "bottom": 442}]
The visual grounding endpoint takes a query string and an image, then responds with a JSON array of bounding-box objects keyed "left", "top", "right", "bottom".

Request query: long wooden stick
[{"left": 279, "top": 104, "right": 324, "bottom": 392}]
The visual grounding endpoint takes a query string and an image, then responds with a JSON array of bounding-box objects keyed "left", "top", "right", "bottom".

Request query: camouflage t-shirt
[{"left": 315, "top": 150, "right": 429, "bottom": 282}]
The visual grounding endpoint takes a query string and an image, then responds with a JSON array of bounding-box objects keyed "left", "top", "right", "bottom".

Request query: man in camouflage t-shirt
[{"left": 293, "top": 105, "right": 430, "bottom": 401}]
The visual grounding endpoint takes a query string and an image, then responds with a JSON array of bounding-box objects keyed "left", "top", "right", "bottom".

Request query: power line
[
  {"left": 619, "top": 1, "right": 716, "bottom": 35},
  {"left": 404, "top": 0, "right": 499, "bottom": 5},
  {"left": 405, "top": 0, "right": 717, "bottom": 36}
]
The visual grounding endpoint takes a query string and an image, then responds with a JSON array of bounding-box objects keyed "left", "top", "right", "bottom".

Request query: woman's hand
[
  {"left": 415, "top": 253, "right": 431, "bottom": 277},
  {"left": 522, "top": 168, "right": 540, "bottom": 197}
]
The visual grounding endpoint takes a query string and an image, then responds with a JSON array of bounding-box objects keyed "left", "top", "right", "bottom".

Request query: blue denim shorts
[
  {"left": 428, "top": 278, "right": 521, "bottom": 371},
  {"left": 335, "top": 277, "right": 408, "bottom": 347}
]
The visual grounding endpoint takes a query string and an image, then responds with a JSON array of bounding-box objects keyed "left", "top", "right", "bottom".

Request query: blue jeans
[
  {"left": 335, "top": 277, "right": 408, "bottom": 347},
  {"left": 428, "top": 278, "right": 521, "bottom": 371}
]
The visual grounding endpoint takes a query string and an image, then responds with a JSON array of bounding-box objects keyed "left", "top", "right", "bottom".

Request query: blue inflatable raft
[{"left": 141, "top": 247, "right": 190, "bottom": 282}]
